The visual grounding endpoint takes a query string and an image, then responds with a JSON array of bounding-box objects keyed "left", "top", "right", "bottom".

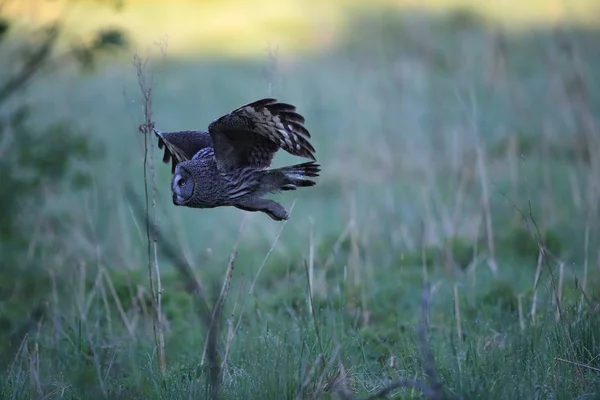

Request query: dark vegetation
[{"left": 0, "top": 1, "right": 128, "bottom": 359}]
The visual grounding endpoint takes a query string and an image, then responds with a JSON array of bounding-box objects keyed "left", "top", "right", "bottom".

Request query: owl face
[{"left": 171, "top": 167, "right": 195, "bottom": 205}]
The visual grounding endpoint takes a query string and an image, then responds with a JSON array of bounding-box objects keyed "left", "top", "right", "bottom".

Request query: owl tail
[{"left": 262, "top": 161, "right": 321, "bottom": 192}]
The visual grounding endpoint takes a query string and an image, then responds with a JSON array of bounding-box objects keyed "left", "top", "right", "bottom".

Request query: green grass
[{"left": 2, "top": 3, "right": 600, "bottom": 399}]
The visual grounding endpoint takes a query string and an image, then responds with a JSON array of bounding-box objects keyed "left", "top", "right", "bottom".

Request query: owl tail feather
[{"left": 262, "top": 161, "right": 321, "bottom": 192}]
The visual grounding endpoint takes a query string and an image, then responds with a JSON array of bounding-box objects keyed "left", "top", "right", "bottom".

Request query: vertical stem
[
  {"left": 134, "top": 53, "right": 166, "bottom": 374},
  {"left": 578, "top": 225, "right": 589, "bottom": 318},
  {"left": 453, "top": 284, "right": 462, "bottom": 342},
  {"left": 517, "top": 294, "right": 525, "bottom": 331},
  {"left": 458, "top": 87, "right": 497, "bottom": 276},
  {"left": 476, "top": 142, "right": 497, "bottom": 277},
  {"left": 530, "top": 249, "right": 543, "bottom": 326},
  {"left": 555, "top": 262, "right": 564, "bottom": 322}
]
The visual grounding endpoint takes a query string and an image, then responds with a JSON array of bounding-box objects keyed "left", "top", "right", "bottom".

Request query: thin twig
[
  {"left": 555, "top": 357, "right": 600, "bottom": 373},
  {"left": 530, "top": 249, "right": 543, "bottom": 325},
  {"left": 202, "top": 218, "right": 245, "bottom": 368},
  {"left": 501, "top": 192, "right": 581, "bottom": 377},
  {"left": 133, "top": 52, "right": 166, "bottom": 374},
  {"left": 455, "top": 87, "right": 498, "bottom": 276},
  {"left": 304, "top": 259, "right": 325, "bottom": 356}
]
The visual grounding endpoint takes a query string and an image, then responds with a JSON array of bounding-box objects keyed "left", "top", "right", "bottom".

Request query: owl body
[
  {"left": 154, "top": 98, "right": 320, "bottom": 221},
  {"left": 172, "top": 147, "right": 262, "bottom": 209}
]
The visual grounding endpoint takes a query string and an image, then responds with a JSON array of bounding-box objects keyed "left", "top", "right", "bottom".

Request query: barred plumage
[{"left": 154, "top": 98, "right": 320, "bottom": 221}]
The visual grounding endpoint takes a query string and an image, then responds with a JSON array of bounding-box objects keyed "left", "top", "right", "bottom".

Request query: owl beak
[
  {"left": 172, "top": 191, "right": 187, "bottom": 205},
  {"left": 172, "top": 192, "right": 182, "bottom": 205}
]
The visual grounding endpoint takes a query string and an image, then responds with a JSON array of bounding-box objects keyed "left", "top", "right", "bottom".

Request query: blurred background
[{"left": 1, "top": 0, "right": 599, "bottom": 398}]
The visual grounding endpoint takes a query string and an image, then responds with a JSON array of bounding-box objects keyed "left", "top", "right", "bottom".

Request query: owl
[{"left": 153, "top": 98, "right": 320, "bottom": 221}]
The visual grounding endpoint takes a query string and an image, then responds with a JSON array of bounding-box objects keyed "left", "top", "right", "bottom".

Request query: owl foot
[{"left": 234, "top": 198, "right": 289, "bottom": 221}]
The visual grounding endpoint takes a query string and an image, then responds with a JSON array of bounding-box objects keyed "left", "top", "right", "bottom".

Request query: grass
[{"left": 1, "top": 2, "right": 600, "bottom": 399}]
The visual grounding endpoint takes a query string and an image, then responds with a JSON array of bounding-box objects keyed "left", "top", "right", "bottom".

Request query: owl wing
[
  {"left": 154, "top": 129, "right": 213, "bottom": 173},
  {"left": 207, "top": 98, "right": 316, "bottom": 173}
]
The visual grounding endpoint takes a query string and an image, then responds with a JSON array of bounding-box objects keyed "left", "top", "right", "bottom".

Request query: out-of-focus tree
[{"left": 0, "top": 0, "right": 128, "bottom": 358}]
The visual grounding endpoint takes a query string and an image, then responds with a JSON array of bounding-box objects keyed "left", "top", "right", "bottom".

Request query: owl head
[{"left": 171, "top": 166, "right": 194, "bottom": 206}]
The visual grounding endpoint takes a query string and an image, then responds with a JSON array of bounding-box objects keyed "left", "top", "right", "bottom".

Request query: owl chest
[
  {"left": 193, "top": 168, "right": 231, "bottom": 206},
  {"left": 185, "top": 151, "right": 259, "bottom": 206}
]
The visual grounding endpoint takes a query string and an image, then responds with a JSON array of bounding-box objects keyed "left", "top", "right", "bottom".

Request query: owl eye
[{"left": 178, "top": 178, "right": 185, "bottom": 187}]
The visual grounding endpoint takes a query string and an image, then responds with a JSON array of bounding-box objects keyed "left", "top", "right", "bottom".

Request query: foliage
[{"left": 0, "top": 1, "right": 127, "bottom": 359}]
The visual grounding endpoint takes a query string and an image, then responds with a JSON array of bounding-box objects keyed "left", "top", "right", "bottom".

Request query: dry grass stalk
[
  {"left": 420, "top": 219, "right": 429, "bottom": 283},
  {"left": 530, "top": 249, "right": 543, "bottom": 325},
  {"left": 132, "top": 51, "right": 166, "bottom": 374},
  {"left": 323, "top": 220, "right": 353, "bottom": 270},
  {"left": 455, "top": 86, "right": 497, "bottom": 276},
  {"left": 307, "top": 218, "right": 315, "bottom": 314},
  {"left": 221, "top": 280, "right": 245, "bottom": 377},
  {"left": 296, "top": 353, "right": 324, "bottom": 400},
  {"left": 453, "top": 284, "right": 462, "bottom": 344},
  {"left": 475, "top": 135, "right": 497, "bottom": 276},
  {"left": 555, "top": 262, "right": 564, "bottom": 322},
  {"left": 201, "top": 218, "right": 245, "bottom": 368},
  {"left": 517, "top": 294, "right": 525, "bottom": 331},
  {"left": 304, "top": 260, "right": 325, "bottom": 356},
  {"left": 568, "top": 170, "right": 583, "bottom": 212},
  {"left": 578, "top": 224, "right": 590, "bottom": 317},
  {"left": 450, "top": 160, "right": 472, "bottom": 243},
  {"left": 349, "top": 198, "right": 362, "bottom": 288},
  {"left": 511, "top": 200, "right": 582, "bottom": 377},
  {"left": 101, "top": 267, "right": 135, "bottom": 338},
  {"left": 506, "top": 133, "right": 518, "bottom": 196},
  {"left": 555, "top": 357, "right": 600, "bottom": 373}
]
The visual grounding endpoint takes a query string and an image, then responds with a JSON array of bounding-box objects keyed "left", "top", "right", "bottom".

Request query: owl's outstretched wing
[
  {"left": 207, "top": 98, "right": 316, "bottom": 173},
  {"left": 154, "top": 129, "right": 213, "bottom": 173}
]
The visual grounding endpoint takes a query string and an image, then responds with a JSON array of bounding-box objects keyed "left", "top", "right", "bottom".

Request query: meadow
[{"left": 1, "top": 1, "right": 600, "bottom": 399}]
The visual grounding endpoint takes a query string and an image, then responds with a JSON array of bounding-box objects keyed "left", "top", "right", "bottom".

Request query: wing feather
[
  {"left": 207, "top": 98, "right": 316, "bottom": 172},
  {"left": 154, "top": 129, "right": 213, "bottom": 173}
]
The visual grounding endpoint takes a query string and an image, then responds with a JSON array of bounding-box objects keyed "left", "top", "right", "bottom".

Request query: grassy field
[{"left": 1, "top": 1, "right": 600, "bottom": 399}]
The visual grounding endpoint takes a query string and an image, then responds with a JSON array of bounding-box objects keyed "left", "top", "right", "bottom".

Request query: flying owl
[{"left": 153, "top": 98, "right": 320, "bottom": 221}]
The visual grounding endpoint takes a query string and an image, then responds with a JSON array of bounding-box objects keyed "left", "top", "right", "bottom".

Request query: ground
[{"left": 1, "top": 1, "right": 600, "bottom": 399}]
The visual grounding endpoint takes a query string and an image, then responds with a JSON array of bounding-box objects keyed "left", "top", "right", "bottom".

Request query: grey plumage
[
  {"left": 154, "top": 98, "right": 320, "bottom": 221},
  {"left": 156, "top": 130, "right": 213, "bottom": 173}
]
